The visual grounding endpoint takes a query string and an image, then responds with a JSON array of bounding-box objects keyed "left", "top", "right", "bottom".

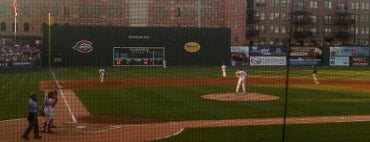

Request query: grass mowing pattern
[
  {"left": 155, "top": 122, "right": 370, "bottom": 142},
  {"left": 76, "top": 84, "right": 370, "bottom": 121},
  {"left": 76, "top": 85, "right": 286, "bottom": 120}
]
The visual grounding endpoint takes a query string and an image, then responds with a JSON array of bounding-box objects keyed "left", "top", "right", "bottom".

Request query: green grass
[
  {"left": 0, "top": 71, "right": 51, "bottom": 120},
  {"left": 2, "top": 66, "right": 370, "bottom": 141},
  {"left": 76, "top": 85, "right": 286, "bottom": 120},
  {"left": 76, "top": 84, "right": 370, "bottom": 121},
  {"left": 155, "top": 122, "right": 370, "bottom": 142},
  {"left": 51, "top": 66, "right": 370, "bottom": 81}
]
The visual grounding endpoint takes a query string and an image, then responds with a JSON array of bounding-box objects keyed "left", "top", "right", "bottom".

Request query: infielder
[
  {"left": 235, "top": 69, "right": 247, "bottom": 93},
  {"left": 42, "top": 91, "right": 56, "bottom": 133},
  {"left": 312, "top": 65, "right": 320, "bottom": 84},
  {"left": 221, "top": 63, "right": 227, "bottom": 77},
  {"left": 99, "top": 67, "right": 105, "bottom": 83}
]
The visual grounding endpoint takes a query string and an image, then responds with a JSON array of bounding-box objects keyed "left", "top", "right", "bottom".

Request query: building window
[
  {"left": 296, "top": 2, "right": 304, "bottom": 10},
  {"left": 87, "top": 5, "right": 93, "bottom": 15},
  {"left": 41, "top": 7, "right": 49, "bottom": 15},
  {"left": 52, "top": 6, "right": 59, "bottom": 16},
  {"left": 24, "top": 22, "right": 29, "bottom": 32},
  {"left": 95, "top": 6, "right": 100, "bottom": 15},
  {"left": 324, "top": 15, "right": 332, "bottom": 24},
  {"left": 256, "top": 25, "right": 265, "bottom": 33},
  {"left": 155, "top": 7, "right": 167, "bottom": 17},
  {"left": 0, "top": 4, "right": 8, "bottom": 14},
  {"left": 271, "top": 0, "right": 279, "bottom": 8},
  {"left": 310, "top": 28, "right": 317, "bottom": 36},
  {"left": 64, "top": 7, "right": 69, "bottom": 15},
  {"left": 176, "top": 7, "right": 194, "bottom": 17},
  {"left": 79, "top": 5, "right": 85, "bottom": 14},
  {"left": 256, "top": 0, "right": 266, "bottom": 7},
  {"left": 361, "top": 15, "right": 368, "bottom": 23},
  {"left": 116, "top": 6, "right": 122, "bottom": 16},
  {"left": 0, "top": 22, "right": 5, "bottom": 32},
  {"left": 310, "top": 1, "right": 318, "bottom": 9},
  {"left": 109, "top": 5, "right": 115, "bottom": 16},
  {"left": 311, "top": 15, "right": 317, "bottom": 23},
  {"left": 325, "top": 28, "right": 332, "bottom": 35},
  {"left": 281, "top": 0, "right": 290, "bottom": 8},
  {"left": 257, "top": 12, "right": 265, "bottom": 21},
  {"left": 270, "top": 25, "right": 279, "bottom": 34},
  {"left": 23, "top": 5, "right": 30, "bottom": 14},
  {"left": 281, "top": 26, "right": 286, "bottom": 34},
  {"left": 270, "top": 12, "right": 279, "bottom": 20},
  {"left": 324, "top": 1, "right": 332, "bottom": 9}
]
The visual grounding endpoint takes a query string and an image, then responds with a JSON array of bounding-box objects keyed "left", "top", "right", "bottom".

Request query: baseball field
[{"left": 1, "top": 66, "right": 370, "bottom": 141}]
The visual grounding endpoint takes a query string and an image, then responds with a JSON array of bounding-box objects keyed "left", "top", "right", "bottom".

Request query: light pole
[{"left": 197, "top": 0, "right": 201, "bottom": 27}]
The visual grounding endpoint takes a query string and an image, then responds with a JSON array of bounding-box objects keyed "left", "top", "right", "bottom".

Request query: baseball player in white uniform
[
  {"left": 221, "top": 63, "right": 227, "bottom": 77},
  {"left": 235, "top": 69, "right": 247, "bottom": 93},
  {"left": 42, "top": 91, "right": 56, "bottom": 133},
  {"left": 99, "top": 67, "right": 105, "bottom": 83},
  {"left": 312, "top": 65, "right": 320, "bottom": 84}
]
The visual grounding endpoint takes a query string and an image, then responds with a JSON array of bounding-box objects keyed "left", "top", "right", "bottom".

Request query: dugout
[{"left": 41, "top": 26, "right": 231, "bottom": 67}]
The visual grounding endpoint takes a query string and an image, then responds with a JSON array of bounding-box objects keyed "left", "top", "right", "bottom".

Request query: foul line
[{"left": 50, "top": 69, "right": 78, "bottom": 123}]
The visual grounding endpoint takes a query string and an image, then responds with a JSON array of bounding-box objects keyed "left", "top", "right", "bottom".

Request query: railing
[{"left": 293, "top": 31, "right": 312, "bottom": 38}]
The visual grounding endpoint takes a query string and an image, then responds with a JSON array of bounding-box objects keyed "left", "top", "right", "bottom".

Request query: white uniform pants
[{"left": 236, "top": 78, "right": 246, "bottom": 93}]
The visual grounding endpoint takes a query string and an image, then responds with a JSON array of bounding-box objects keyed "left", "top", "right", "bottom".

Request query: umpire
[{"left": 22, "top": 93, "right": 42, "bottom": 140}]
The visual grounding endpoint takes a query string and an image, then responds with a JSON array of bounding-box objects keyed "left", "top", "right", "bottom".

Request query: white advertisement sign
[{"left": 250, "top": 56, "right": 287, "bottom": 66}]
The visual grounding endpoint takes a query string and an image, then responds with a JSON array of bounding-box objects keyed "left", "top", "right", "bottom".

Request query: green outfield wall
[{"left": 41, "top": 26, "right": 231, "bottom": 67}]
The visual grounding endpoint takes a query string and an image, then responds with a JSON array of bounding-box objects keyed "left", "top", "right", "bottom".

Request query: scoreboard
[{"left": 113, "top": 47, "right": 165, "bottom": 66}]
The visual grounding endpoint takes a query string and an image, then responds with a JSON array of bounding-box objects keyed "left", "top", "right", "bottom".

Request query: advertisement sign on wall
[
  {"left": 352, "top": 57, "right": 368, "bottom": 66},
  {"left": 289, "top": 57, "right": 322, "bottom": 66},
  {"left": 351, "top": 47, "right": 369, "bottom": 57},
  {"left": 330, "top": 47, "right": 354, "bottom": 57},
  {"left": 329, "top": 57, "right": 350, "bottom": 66},
  {"left": 231, "top": 46, "right": 249, "bottom": 66},
  {"left": 289, "top": 47, "right": 322, "bottom": 66},
  {"left": 249, "top": 46, "right": 287, "bottom": 56},
  {"left": 250, "top": 56, "right": 286, "bottom": 66}
]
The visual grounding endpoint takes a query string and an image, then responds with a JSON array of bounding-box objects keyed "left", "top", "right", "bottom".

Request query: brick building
[
  {"left": 0, "top": 0, "right": 247, "bottom": 45},
  {"left": 247, "top": 0, "right": 370, "bottom": 46},
  {"left": 1, "top": 0, "right": 369, "bottom": 46}
]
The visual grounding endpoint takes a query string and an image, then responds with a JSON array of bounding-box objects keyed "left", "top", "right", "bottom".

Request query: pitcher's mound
[{"left": 202, "top": 93, "right": 279, "bottom": 101}]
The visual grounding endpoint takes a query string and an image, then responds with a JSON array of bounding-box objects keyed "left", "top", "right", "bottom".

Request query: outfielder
[
  {"left": 312, "top": 65, "right": 320, "bottom": 84},
  {"left": 235, "top": 69, "right": 247, "bottom": 93},
  {"left": 221, "top": 63, "right": 227, "bottom": 77},
  {"left": 99, "top": 67, "right": 105, "bottom": 83},
  {"left": 42, "top": 91, "right": 56, "bottom": 133}
]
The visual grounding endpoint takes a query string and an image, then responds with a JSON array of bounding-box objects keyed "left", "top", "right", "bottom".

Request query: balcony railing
[
  {"left": 334, "top": 19, "right": 355, "bottom": 25},
  {"left": 246, "top": 17, "right": 259, "bottom": 24},
  {"left": 335, "top": 6, "right": 352, "bottom": 15},
  {"left": 293, "top": 31, "right": 312, "bottom": 38},
  {"left": 292, "top": 18, "right": 312, "bottom": 25},
  {"left": 245, "top": 30, "right": 259, "bottom": 37},
  {"left": 335, "top": 31, "right": 353, "bottom": 38},
  {"left": 293, "top": 7, "right": 310, "bottom": 15}
]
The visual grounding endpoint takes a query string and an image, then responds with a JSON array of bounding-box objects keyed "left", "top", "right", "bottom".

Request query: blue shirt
[{"left": 28, "top": 99, "right": 38, "bottom": 113}]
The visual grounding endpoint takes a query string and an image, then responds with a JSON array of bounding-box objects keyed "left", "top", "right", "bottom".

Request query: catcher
[{"left": 235, "top": 68, "right": 247, "bottom": 94}]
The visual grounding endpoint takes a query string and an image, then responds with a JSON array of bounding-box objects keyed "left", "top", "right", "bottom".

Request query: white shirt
[
  {"left": 236, "top": 70, "right": 247, "bottom": 80},
  {"left": 44, "top": 97, "right": 55, "bottom": 113},
  {"left": 221, "top": 65, "right": 226, "bottom": 72},
  {"left": 99, "top": 68, "right": 105, "bottom": 76}
]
